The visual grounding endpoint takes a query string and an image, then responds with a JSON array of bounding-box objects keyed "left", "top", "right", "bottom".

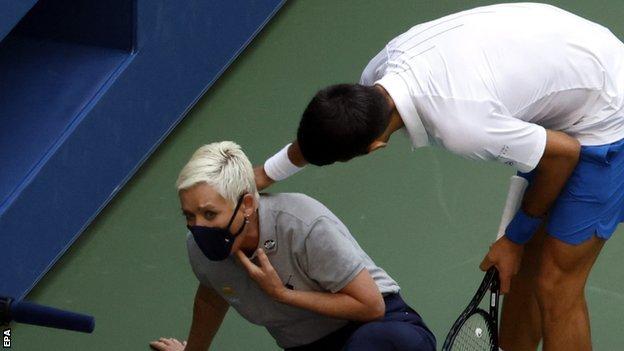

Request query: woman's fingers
[
  {"left": 256, "top": 249, "right": 271, "bottom": 270},
  {"left": 235, "top": 250, "right": 256, "bottom": 272},
  {"left": 235, "top": 250, "right": 264, "bottom": 281}
]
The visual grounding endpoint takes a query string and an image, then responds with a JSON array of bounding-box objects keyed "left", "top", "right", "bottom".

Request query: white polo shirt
[{"left": 361, "top": 3, "right": 624, "bottom": 172}]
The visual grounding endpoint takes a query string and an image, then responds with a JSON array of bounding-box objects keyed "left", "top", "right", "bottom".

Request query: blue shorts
[{"left": 520, "top": 137, "right": 624, "bottom": 245}]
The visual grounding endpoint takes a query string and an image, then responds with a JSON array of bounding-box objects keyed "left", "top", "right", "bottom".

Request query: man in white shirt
[{"left": 254, "top": 3, "right": 624, "bottom": 350}]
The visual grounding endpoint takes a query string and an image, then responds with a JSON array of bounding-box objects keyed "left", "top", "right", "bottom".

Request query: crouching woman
[{"left": 150, "top": 141, "right": 435, "bottom": 351}]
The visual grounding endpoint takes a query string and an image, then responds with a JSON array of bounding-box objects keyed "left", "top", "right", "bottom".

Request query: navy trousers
[{"left": 286, "top": 294, "right": 436, "bottom": 351}]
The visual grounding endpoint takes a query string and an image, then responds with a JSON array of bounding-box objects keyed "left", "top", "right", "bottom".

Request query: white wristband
[{"left": 264, "top": 143, "right": 305, "bottom": 181}]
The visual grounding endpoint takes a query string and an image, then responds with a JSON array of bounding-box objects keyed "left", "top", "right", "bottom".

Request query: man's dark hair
[{"left": 297, "top": 84, "right": 392, "bottom": 166}]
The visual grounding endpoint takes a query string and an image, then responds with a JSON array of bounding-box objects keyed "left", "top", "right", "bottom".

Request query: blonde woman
[{"left": 150, "top": 141, "right": 434, "bottom": 351}]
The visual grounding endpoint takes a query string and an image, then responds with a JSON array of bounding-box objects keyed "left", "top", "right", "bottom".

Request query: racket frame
[{"left": 441, "top": 267, "right": 501, "bottom": 351}]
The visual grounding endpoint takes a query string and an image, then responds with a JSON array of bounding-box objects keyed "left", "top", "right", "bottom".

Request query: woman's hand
[
  {"left": 149, "top": 337, "right": 187, "bottom": 351},
  {"left": 236, "top": 249, "right": 287, "bottom": 301}
]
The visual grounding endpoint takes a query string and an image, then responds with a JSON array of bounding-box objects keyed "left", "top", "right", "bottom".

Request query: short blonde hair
[{"left": 176, "top": 141, "right": 259, "bottom": 207}]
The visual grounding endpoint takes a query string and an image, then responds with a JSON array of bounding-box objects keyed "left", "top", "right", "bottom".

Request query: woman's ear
[{"left": 242, "top": 193, "right": 256, "bottom": 217}]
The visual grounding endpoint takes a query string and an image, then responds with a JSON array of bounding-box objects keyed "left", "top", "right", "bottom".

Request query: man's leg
[
  {"left": 499, "top": 225, "right": 547, "bottom": 351},
  {"left": 536, "top": 234, "right": 605, "bottom": 351}
]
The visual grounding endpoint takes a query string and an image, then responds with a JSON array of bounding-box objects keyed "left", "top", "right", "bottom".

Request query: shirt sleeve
[
  {"left": 360, "top": 49, "right": 388, "bottom": 86},
  {"left": 421, "top": 95, "right": 547, "bottom": 172},
  {"left": 302, "top": 216, "right": 367, "bottom": 293}
]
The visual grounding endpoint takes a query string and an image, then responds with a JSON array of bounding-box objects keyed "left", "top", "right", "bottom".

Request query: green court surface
[{"left": 12, "top": 1, "right": 624, "bottom": 349}]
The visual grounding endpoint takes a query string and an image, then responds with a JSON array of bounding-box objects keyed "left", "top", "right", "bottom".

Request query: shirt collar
[
  {"left": 250, "top": 194, "right": 278, "bottom": 259},
  {"left": 375, "top": 74, "right": 429, "bottom": 149}
]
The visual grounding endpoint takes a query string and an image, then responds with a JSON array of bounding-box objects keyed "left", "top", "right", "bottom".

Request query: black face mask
[{"left": 187, "top": 195, "right": 247, "bottom": 261}]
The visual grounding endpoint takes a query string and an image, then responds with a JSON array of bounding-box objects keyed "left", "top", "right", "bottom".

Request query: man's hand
[
  {"left": 236, "top": 249, "right": 287, "bottom": 301},
  {"left": 149, "top": 337, "right": 187, "bottom": 351},
  {"left": 479, "top": 236, "right": 524, "bottom": 293},
  {"left": 253, "top": 166, "right": 275, "bottom": 191}
]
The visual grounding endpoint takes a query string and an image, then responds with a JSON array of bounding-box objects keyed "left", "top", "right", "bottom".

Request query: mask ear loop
[{"left": 226, "top": 194, "right": 247, "bottom": 231}]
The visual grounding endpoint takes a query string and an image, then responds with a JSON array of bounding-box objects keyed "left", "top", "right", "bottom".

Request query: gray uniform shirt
[{"left": 187, "top": 193, "right": 400, "bottom": 349}]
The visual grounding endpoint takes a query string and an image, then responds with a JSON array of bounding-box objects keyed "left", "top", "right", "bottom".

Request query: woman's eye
[{"left": 204, "top": 211, "right": 216, "bottom": 219}]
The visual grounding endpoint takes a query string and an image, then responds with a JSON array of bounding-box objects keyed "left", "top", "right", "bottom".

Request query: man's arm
[
  {"left": 287, "top": 140, "right": 308, "bottom": 167},
  {"left": 236, "top": 250, "right": 385, "bottom": 322},
  {"left": 254, "top": 141, "right": 308, "bottom": 190},
  {"left": 521, "top": 129, "right": 581, "bottom": 216},
  {"left": 150, "top": 284, "right": 228, "bottom": 351},
  {"left": 481, "top": 129, "right": 581, "bottom": 292},
  {"left": 253, "top": 166, "right": 275, "bottom": 191}
]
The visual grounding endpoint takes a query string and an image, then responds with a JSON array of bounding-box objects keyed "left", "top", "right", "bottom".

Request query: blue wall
[
  {"left": 0, "top": 0, "right": 38, "bottom": 42},
  {"left": 0, "top": 0, "right": 284, "bottom": 299}
]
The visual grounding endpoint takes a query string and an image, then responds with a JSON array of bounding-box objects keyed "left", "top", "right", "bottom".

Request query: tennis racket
[
  {"left": 441, "top": 267, "right": 500, "bottom": 351},
  {"left": 443, "top": 175, "right": 527, "bottom": 350}
]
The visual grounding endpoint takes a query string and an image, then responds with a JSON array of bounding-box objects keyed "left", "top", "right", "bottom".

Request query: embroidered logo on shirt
[
  {"left": 263, "top": 239, "right": 276, "bottom": 250},
  {"left": 497, "top": 145, "right": 515, "bottom": 166},
  {"left": 497, "top": 145, "right": 510, "bottom": 159},
  {"left": 222, "top": 286, "right": 236, "bottom": 296}
]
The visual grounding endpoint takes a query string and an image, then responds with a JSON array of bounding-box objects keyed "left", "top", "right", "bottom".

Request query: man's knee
[
  {"left": 345, "top": 321, "right": 435, "bottom": 351},
  {"left": 536, "top": 234, "right": 599, "bottom": 303},
  {"left": 536, "top": 257, "right": 585, "bottom": 315}
]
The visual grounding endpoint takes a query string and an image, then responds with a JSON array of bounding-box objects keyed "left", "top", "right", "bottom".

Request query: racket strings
[{"left": 450, "top": 313, "right": 495, "bottom": 351}]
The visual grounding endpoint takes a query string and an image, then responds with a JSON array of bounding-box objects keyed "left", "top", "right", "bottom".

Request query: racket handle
[
  {"left": 1, "top": 296, "right": 95, "bottom": 333},
  {"left": 496, "top": 175, "right": 529, "bottom": 240}
]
